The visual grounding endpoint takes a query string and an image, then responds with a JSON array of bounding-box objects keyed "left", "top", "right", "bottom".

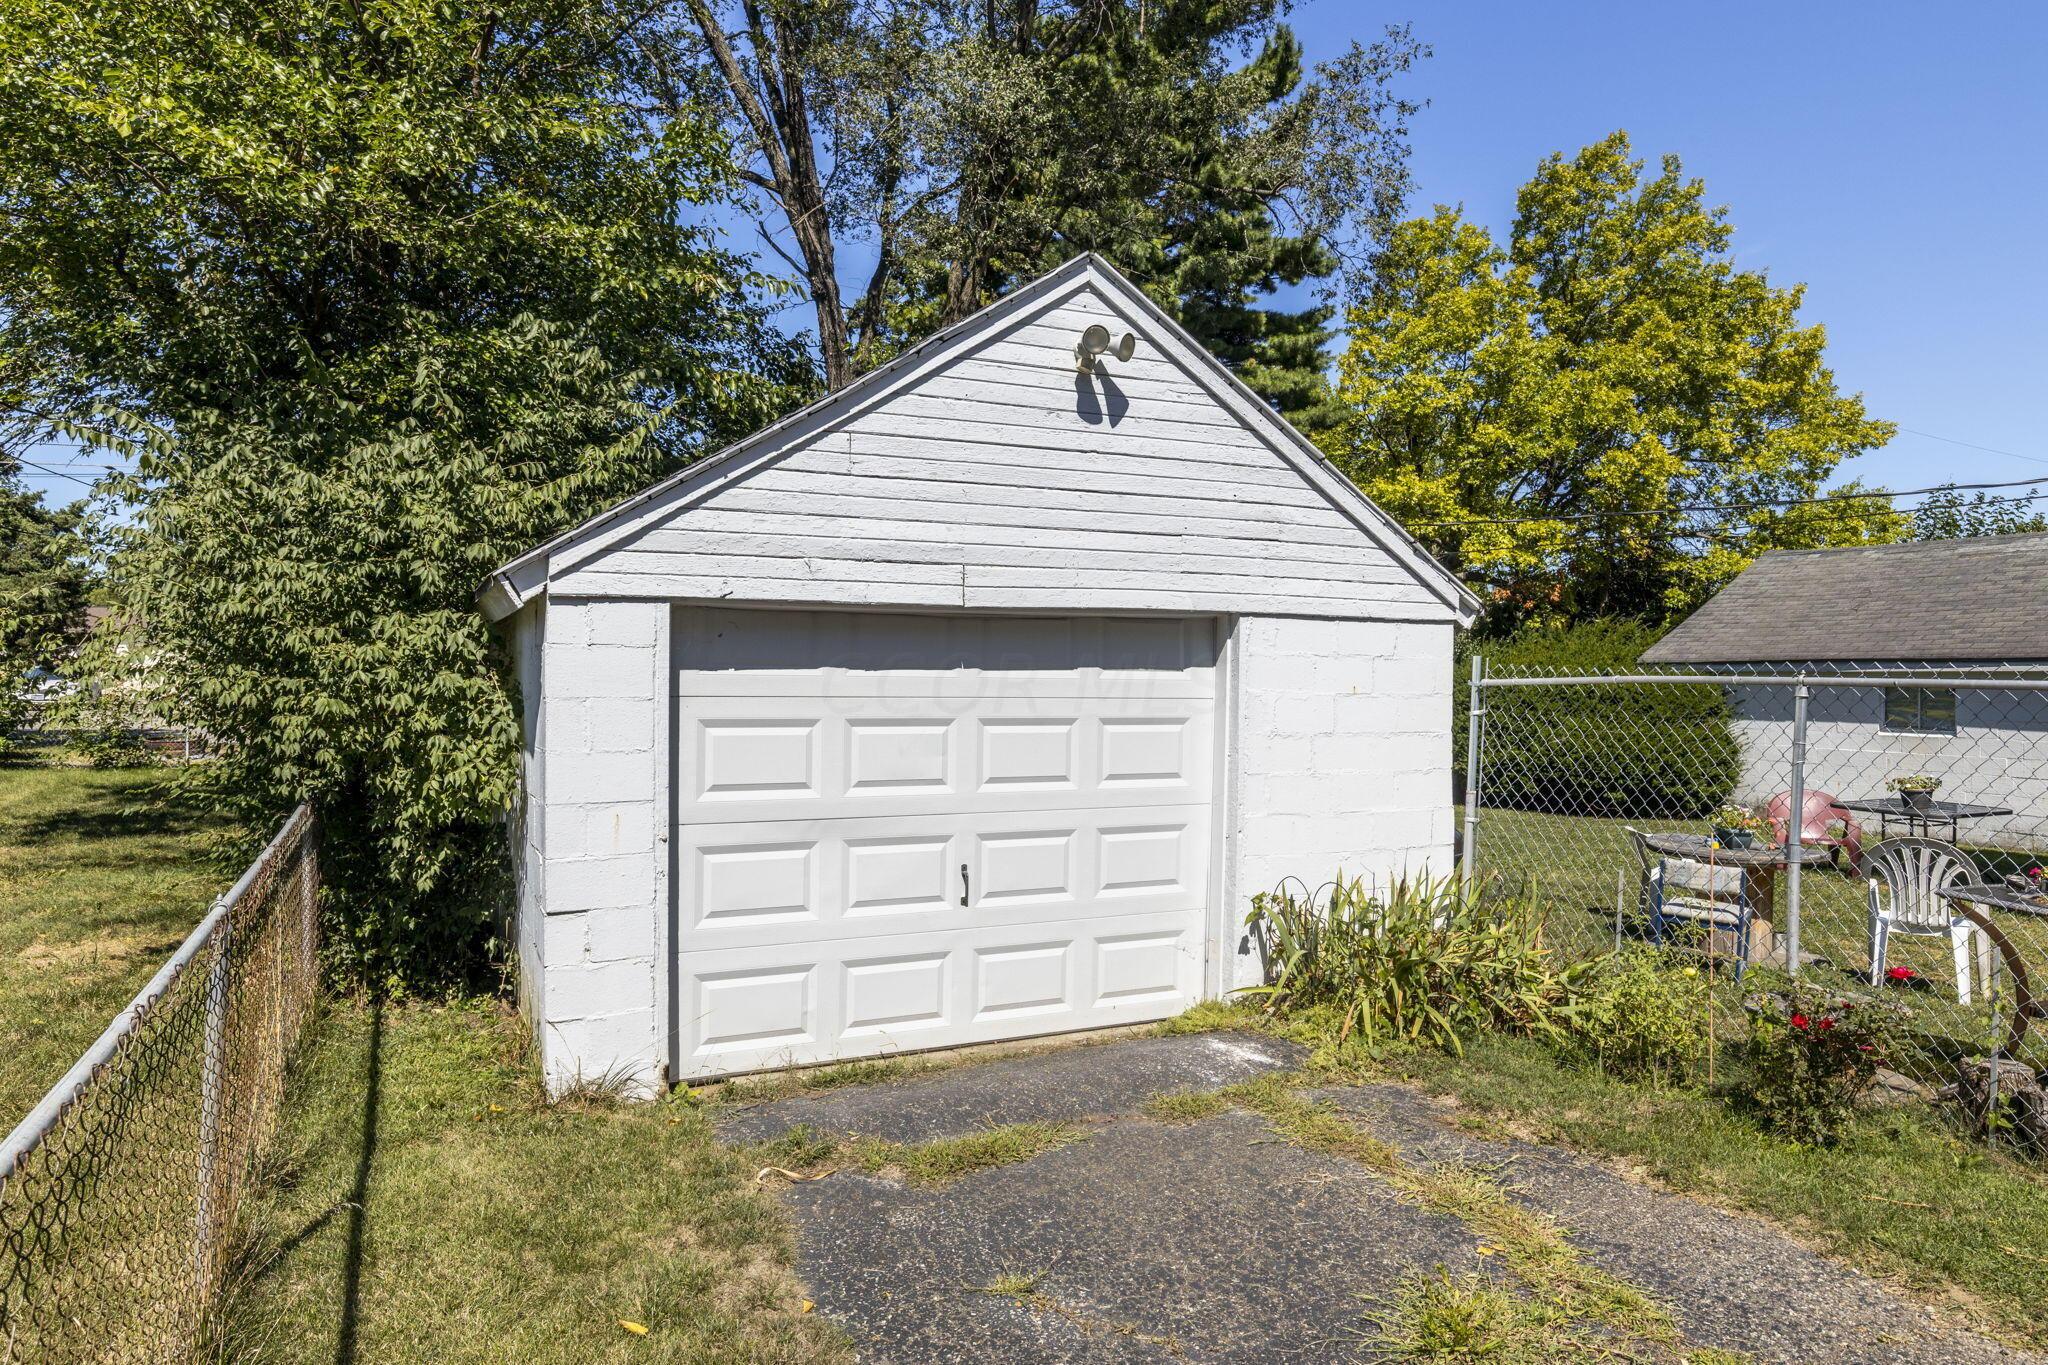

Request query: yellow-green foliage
[
  {"left": 1566, "top": 950, "right": 1716, "bottom": 1088},
  {"left": 1333, "top": 131, "right": 1901, "bottom": 625}
]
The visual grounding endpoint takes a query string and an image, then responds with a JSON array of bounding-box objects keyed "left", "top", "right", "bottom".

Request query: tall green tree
[
  {"left": 0, "top": 0, "right": 795, "bottom": 983},
  {"left": 656, "top": 0, "right": 1423, "bottom": 408},
  {"left": 1335, "top": 133, "right": 1902, "bottom": 627},
  {"left": 1912, "top": 485, "right": 2048, "bottom": 540},
  {"left": 0, "top": 459, "right": 85, "bottom": 745}
]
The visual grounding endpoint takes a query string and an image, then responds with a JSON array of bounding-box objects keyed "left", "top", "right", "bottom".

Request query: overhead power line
[
  {"left": 1405, "top": 475, "right": 2046, "bottom": 530},
  {"left": 12, "top": 457, "right": 101, "bottom": 488},
  {"left": 1898, "top": 427, "right": 2048, "bottom": 470}
]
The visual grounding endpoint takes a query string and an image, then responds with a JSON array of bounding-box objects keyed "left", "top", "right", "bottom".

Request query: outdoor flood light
[{"left": 1075, "top": 324, "right": 1137, "bottom": 372}]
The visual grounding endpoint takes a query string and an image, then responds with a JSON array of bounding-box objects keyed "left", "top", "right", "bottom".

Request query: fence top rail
[
  {"left": 0, "top": 802, "right": 314, "bottom": 1176},
  {"left": 1476, "top": 671, "right": 2048, "bottom": 692}
]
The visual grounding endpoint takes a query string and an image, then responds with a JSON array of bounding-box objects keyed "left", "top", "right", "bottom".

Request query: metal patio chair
[
  {"left": 1625, "top": 827, "right": 1756, "bottom": 975},
  {"left": 1864, "top": 837, "right": 1991, "bottom": 1004}
]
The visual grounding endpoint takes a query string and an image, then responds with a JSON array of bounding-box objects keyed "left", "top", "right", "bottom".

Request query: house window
[{"left": 1882, "top": 686, "right": 1957, "bottom": 735}]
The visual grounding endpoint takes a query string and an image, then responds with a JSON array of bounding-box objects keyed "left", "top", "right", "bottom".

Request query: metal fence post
[
  {"left": 1784, "top": 677, "right": 1810, "bottom": 978},
  {"left": 1461, "top": 653, "right": 1487, "bottom": 899},
  {"left": 193, "top": 907, "right": 233, "bottom": 1299}
]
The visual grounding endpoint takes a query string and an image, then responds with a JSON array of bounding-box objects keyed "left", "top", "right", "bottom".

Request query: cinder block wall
[
  {"left": 531, "top": 597, "right": 667, "bottom": 1095},
  {"left": 1228, "top": 617, "right": 1456, "bottom": 990},
  {"left": 515, "top": 605, "right": 1458, "bottom": 1087}
]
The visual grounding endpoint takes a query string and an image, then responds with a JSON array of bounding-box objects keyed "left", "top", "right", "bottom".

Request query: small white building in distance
[
  {"left": 480, "top": 254, "right": 1479, "bottom": 1093},
  {"left": 1643, "top": 535, "right": 2048, "bottom": 847}
]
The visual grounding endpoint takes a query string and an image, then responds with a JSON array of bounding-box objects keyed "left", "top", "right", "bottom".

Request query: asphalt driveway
[{"left": 716, "top": 1033, "right": 2040, "bottom": 1364}]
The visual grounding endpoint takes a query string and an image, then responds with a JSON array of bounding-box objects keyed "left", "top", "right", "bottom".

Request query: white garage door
[{"left": 671, "top": 608, "right": 1219, "bottom": 1078}]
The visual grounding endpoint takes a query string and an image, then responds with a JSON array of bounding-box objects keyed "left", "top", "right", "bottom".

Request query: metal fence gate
[{"left": 1462, "top": 660, "right": 2048, "bottom": 1111}]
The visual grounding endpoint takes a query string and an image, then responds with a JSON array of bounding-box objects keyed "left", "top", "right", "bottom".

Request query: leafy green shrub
[
  {"left": 65, "top": 722, "right": 150, "bottom": 769},
  {"left": 1455, "top": 620, "right": 1740, "bottom": 819},
  {"left": 1563, "top": 949, "right": 1713, "bottom": 1087},
  {"left": 1742, "top": 984, "right": 1906, "bottom": 1145},
  {"left": 1241, "top": 872, "right": 1583, "bottom": 1053}
]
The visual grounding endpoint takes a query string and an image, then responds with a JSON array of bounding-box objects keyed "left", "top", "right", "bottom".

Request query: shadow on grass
[
  {"left": 8, "top": 775, "right": 221, "bottom": 848},
  {"left": 334, "top": 1000, "right": 382, "bottom": 1365}
]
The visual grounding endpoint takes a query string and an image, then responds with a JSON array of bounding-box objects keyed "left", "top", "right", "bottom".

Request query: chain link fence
[
  {"left": 0, "top": 805, "right": 320, "bottom": 1363},
  {"left": 1464, "top": 661, "right": 2048, "bottom": 1139}
]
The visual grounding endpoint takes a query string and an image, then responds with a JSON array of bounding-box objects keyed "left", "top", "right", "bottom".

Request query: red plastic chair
[{"left": 1766, "top": 790, "right": 1863, "bottom": 873}]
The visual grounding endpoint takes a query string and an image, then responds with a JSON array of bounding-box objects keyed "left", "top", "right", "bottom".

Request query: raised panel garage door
[{"left": 672, "top": 608, "right": 1219, "bottom": 1078}]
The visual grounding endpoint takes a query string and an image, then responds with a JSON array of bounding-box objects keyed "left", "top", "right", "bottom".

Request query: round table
[
  {"left": 1938, "top": 882, "right": 2048, "bottom": 1055},
  {"left": 1637, "top": 833, "right": 1833, "bottom": 965}
]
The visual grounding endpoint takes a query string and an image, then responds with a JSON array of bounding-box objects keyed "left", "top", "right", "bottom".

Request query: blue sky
[
  {"left": 18, "top": 2, "right": 2047, "bottom": 508},
  {"left": 1284, "top": 0, "right": 2048, "bottom": 497}
]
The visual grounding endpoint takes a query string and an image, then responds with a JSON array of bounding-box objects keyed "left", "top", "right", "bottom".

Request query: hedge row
[{"left": 1455, "top": 620, "right": 1741, "bottom": 820}]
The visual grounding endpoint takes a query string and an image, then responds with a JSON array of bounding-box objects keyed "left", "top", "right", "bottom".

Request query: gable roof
[
  {"left": 478, "top": 253, "right": 1479, "bottom": 624},
  {"left": 1641, "top": 533, "right": 2048, "bottom": 665}
]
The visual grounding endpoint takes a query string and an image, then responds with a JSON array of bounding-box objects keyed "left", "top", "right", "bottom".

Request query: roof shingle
[{"left": 1641, "top": 534, "right": 2048, "bottom": 665}]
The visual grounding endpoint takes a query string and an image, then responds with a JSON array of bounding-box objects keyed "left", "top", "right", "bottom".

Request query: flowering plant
[
  {"left": 1710, "top": 804, "right": 1774, "bottom": 848},
  {"left": 1712, "top": 804, "right": 1771, "bottom": 834},
  {"left": 1743, "top": 984, "right": 1907, "bottom": 1144},
  {"left": 1885, "top": 774, "right": 1942, "bottom": 795}
]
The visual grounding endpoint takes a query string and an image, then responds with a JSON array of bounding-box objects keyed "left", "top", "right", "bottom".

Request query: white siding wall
[
  {"left": 550, "top": 288, "right": 1455, "bottom": 625},
  {"left": 1728, "top": 683, "right": 2048, "bottom": 845},
  {"left": 510, "top": 601, "right": 547, "bottom": 1036},
  {"left": 531, "top": 599, "right": 668, "bottom": 1095},
  {"left": 1227, "top": 618, "right": 1457, "bottom": 991}
]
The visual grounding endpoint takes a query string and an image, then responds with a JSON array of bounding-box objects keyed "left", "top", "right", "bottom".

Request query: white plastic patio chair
[{"left": 1864, "top": 837, "right": 1992, "bottom": 1004}]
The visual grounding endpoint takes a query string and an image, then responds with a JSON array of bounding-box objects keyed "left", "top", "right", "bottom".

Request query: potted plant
[
  {"left": 1886, "top": 774, "right": 1942, "bottom": 813},
  {"left": 2003, "top": 863, "right": 2048, "bottom": 905},
  {"left": 1711, "top": 804, "right": 1773, "bottom": 850}
]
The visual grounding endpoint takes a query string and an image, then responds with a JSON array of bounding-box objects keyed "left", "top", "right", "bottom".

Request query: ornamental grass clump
[
  {"left": 1742, "top": 983, "right": 1907, "bottom": 1145},
  {"left": 1241, "top": 872, "right": 1581, "bottom": 1054}
]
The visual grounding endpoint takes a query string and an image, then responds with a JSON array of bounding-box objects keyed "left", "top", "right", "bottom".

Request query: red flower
[
  {"left": 1818, "top": 1018, "right": 1835, "bottom": 1031},
  {"left": 1886, "top": 966, "right": 1918, "bottom": 982},
  {"left": 1789, "top": 1012, "right": 1810, "bottom": 1031}
]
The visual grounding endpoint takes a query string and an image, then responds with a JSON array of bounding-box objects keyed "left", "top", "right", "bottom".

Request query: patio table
[
  {"left": 1837, "top": 797, "right": 2015, "bottom": 843},
  {"left": 1637, "top": 833, "right": 1832, "bottom": 965},
  {"left": 1935, "top": 882, "right": 2048, "bottom": 1055}
]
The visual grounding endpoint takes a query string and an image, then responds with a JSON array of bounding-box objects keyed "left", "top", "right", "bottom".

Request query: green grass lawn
[
  {"left": 1384, "top": 1032, "right": 2048, "bottom": 1350},
  {"left": 0, "top": 755, "right": 229, "bottom": 1130},
  {"left": 1477, "top": 806, "right": 2047, "bottom": 1081},
  {"left": 223, "top": 1000, "right": 847, "bottom": 1364}
]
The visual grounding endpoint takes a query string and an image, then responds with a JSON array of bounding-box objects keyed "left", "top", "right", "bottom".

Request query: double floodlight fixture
[{"left": 1075, "top": 324, "right": 1137, "bottom": 373}]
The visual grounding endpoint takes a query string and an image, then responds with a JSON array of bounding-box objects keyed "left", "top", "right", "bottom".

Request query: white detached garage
[{"left": 483, "top": 254, "right": 1478, "bottom": 1092}]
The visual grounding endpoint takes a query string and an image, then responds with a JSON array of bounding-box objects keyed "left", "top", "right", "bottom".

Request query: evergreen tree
[{"left": 664, "top": 0, "right": 1423, "bottom": 411}]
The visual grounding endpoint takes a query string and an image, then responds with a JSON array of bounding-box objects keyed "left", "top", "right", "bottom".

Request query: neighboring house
[
  {"left": 1642, "top": 535, "right": 2048, "bottom": 843},
  {"left": 482, "top": 254, "right": 1479, "bottom": 1093}
]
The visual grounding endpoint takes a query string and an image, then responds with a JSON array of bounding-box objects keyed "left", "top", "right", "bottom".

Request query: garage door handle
[{"left": 960, "top": 863, "right": 970, "bottom": 907}]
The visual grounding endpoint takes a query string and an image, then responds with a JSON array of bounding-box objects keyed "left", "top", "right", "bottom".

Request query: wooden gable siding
[{"left": 552, "top": 288, "right": 1453, "bottom": 621}]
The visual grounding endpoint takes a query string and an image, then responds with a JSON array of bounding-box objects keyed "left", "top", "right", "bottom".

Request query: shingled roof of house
[{"left": 1641, "top": 533, "right": 2048, "bottom": 665}]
